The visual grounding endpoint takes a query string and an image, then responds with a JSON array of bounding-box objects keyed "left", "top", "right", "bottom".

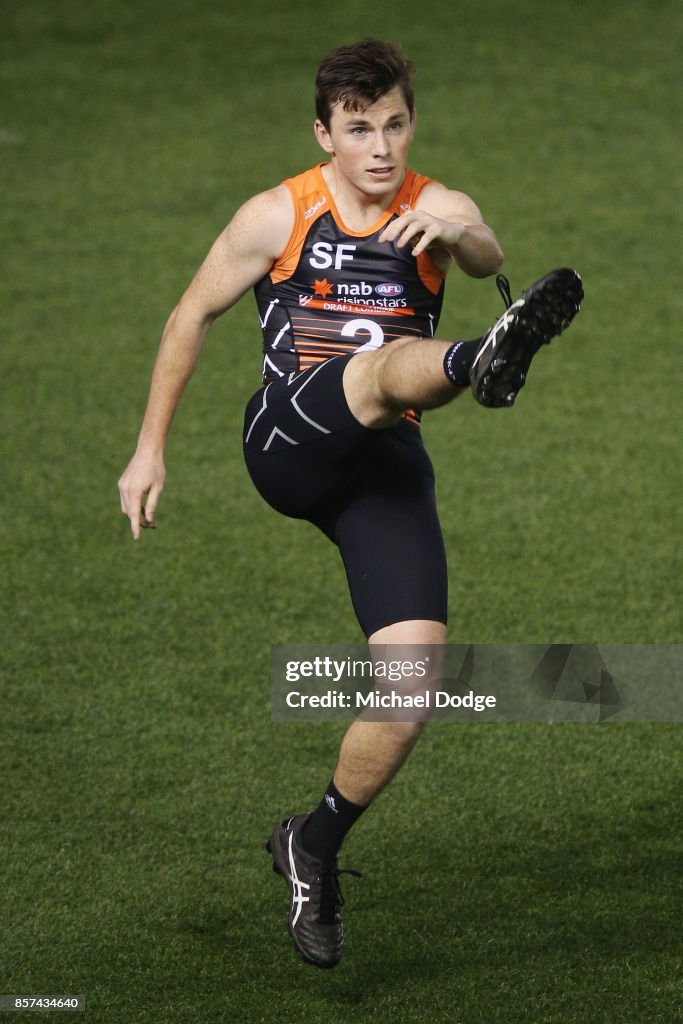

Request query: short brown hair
[{"left": 315, "top": 39, "right": 415, "bottom": 128}]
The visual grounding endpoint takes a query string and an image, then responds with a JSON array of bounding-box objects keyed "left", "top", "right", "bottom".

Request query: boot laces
[
  {"left": 316, "top": 864, "right": 362, "bottom": 924},
  {"left": 496, "top": 273, "right": 513, "bottom": 309}
]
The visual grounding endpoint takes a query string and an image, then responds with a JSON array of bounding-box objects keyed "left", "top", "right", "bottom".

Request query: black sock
[
  {"left": 443, "top": 337, "right": 483, "bottom": 388},
  {"left": 300, "top": 779, "right": 368, "bottom": 862}
]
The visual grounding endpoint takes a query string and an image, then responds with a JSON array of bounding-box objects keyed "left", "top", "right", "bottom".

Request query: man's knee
[{"left": 342, "top": 338, "right": 415, "bottom": 429}]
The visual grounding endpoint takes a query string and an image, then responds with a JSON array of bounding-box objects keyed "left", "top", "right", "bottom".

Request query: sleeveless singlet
[{"left": 254, "top": 164, "right": 446, "bottom": 396}]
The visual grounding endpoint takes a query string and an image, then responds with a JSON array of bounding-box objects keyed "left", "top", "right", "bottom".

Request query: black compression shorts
[{"left": 242, "top": 356, "right": 447, "bottom": 637}]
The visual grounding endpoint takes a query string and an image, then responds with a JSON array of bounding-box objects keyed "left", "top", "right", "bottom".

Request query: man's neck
[{"left": 320, "top": 163, "right": 401, "bottom": 232}]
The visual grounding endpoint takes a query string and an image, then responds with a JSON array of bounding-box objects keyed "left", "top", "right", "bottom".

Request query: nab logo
[
  {"left": 375, "top": 283, "right": 404, "bottom": 297},
  {"left": 309, "top": 242, "right": 357, "bottom": 270}
]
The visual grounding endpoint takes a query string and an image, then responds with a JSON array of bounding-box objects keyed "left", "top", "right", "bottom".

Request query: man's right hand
[{"left": 118, "top": 450, "right": 166, "bottom": 540}]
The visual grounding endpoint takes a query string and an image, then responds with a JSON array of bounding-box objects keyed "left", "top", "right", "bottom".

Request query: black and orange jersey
[{"left": 253, "top": 164, "right": 446, "bottom": 404}]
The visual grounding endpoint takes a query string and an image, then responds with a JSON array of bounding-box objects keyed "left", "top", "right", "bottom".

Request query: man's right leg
[
  {"left": 267, "top": 623, "right": 444, "bottom": 970},
  {"left": 266, "top": 422, "right": 448, "bottom": 970}
]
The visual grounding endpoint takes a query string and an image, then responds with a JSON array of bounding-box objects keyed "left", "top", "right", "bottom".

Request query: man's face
[{"left": 315, "top": 85, "right": 416, "bottom": 198}]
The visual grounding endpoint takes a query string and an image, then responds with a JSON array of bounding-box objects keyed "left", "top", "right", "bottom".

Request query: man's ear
[
  {"left": 314, "top": 119, "right": 335, "bottom": 156},
  {"left": 409, "top": 108, "right": 417, "bottom": 142}
]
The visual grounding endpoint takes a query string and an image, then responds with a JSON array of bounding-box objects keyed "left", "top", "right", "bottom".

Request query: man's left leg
[{"left": 342, "top": 267, "right": 584, "bottom": 427}]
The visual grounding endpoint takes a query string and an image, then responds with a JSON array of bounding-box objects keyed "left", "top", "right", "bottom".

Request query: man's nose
[{"left": 372, "top": 131, "right": 391, "bottom": 157}]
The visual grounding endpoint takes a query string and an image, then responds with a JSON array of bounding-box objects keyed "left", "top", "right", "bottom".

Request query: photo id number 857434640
[{"left": 0, "top": 995, "right": 84, "bottom": 1012}]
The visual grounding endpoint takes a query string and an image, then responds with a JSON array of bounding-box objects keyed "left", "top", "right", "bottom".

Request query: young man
[{"left": 118, "top": 39, "right": 582, "bottom": 969}]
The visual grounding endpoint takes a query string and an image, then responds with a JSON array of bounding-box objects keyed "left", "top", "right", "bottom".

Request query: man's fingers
[
  {"left": 411, "top": 231, "right": 434, "bottom": 256},
  {"left": 129, "top": 505, "right": 142, "bottom": 541},
  {"left": 398, "top": 224, "right": 426, "bottom": 249},
  {"left": 383, "top": 214, "right": 431, "bottom": 250},
  {"left": 143, "top": 484, "right": 162, "bottom": 529},
  {"left": 379, "top": 211, "right": 420, "bottom": 244},
  {"left": 379, "top": 224, "right": 399, "bottom": 243},
  {"left": 117, "top": 456, "right": 165, "bottom": 541},
  {"left": 118, "top": 485, "right": 143, "bottom": 540}
]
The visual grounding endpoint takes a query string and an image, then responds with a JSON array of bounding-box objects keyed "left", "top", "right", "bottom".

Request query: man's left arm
[{"left": 378, "top": 182, "right": 503, "bottom": 278}]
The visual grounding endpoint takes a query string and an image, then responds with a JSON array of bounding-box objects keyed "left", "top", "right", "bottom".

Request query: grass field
[{"left": 2, "top": 0, "right": 682, "bottom": 1021}]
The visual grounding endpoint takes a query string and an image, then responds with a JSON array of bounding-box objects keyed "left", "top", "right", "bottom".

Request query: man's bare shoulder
[
  {"left": 180, "top": 184, "right": 295, "bottom": 314},
  {"left": 416, "top": 180, "right": 484, "bottom": 225},
  {"left": 224, "top": 183, "right": 294, "bottom": 260}
]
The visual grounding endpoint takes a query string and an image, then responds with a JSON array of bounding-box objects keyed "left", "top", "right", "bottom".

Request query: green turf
[{"left": 2, "top": 0, "right": 681, "bottom": 1021}]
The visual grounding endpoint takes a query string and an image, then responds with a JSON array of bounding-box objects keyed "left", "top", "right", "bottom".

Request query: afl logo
[{"left": 375, "top": 283, "right": 404, "bottom": 297}]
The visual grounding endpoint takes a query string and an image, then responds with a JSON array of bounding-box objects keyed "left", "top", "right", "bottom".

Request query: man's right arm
[{"left": 118, "top": 185, "right": 293, "bottom": 539}]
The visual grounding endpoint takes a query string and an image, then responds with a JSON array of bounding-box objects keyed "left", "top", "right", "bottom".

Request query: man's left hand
[{"left": 379, "top": 210, "right": 466, "bottom": 257}]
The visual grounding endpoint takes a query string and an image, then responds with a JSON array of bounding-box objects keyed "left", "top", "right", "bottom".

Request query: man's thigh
[
  {"left": 243, "top": 356, "right": 377, "bottom": 519},
  {"left": 243, "top": 358, "right": 448, "bottom": 639}
]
